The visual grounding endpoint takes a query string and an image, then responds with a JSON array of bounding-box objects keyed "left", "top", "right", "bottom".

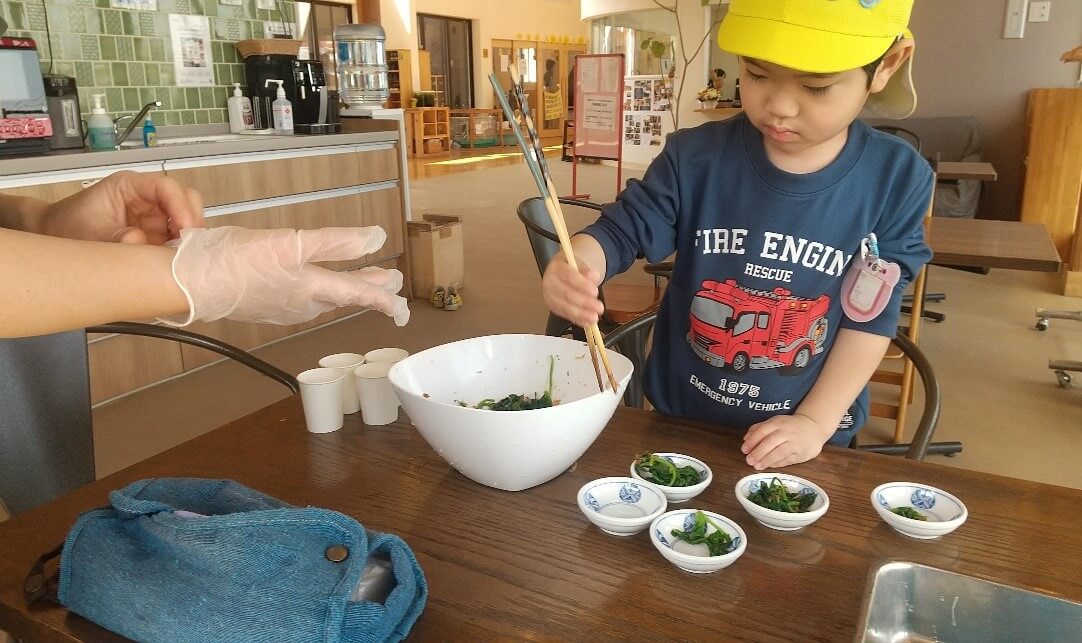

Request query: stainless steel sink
[{"left": 858, "top": 562, "right": 1082, "bottom": 642}]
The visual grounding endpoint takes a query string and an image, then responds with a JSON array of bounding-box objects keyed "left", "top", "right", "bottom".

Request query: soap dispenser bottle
[
  {"left": 142, "top": 118, "right": 158, "bottom": 147},
  {"left": 86, "top": 93, "right": 117, "bottom": 151},
  {"left": 264, "top": 79, "right": 293, "bottom": 135},
  {"left": 227, "top": 83, "right": 254, "bottom": 134}
]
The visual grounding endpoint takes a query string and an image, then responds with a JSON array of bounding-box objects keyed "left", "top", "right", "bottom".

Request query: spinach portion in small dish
[{"left": 748, "top": 477, "right": 817, "bottom": 513}]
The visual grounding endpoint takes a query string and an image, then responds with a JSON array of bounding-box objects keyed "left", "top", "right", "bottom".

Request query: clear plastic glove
[{"left": 159, "top": 226, "right": 410, "bottom": 327}]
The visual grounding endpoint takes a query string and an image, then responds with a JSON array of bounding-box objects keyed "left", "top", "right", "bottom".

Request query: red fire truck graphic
[{"left": 686, "top": 279, "right": 830, "bottom": 374}]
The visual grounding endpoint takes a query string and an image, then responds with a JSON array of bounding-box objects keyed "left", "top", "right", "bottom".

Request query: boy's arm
[
  {"left": 578, "top": 133, "right": 682, "bottom": 281},
  {"left": 741, "top": 329, "right": 889, "bottom": 470}
]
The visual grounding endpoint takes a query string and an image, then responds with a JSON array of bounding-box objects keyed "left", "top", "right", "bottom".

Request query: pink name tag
[{"left": 841, "top": 257, "right": 899, "bottom": 323}]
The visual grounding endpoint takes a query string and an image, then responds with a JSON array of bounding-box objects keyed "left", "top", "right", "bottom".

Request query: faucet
[{"left": 114, "top": 101, "right": 162, "bottom": 146}]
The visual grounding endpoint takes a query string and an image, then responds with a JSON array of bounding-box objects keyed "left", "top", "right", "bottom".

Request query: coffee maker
[
  {"left": 291, "top": 60, "right": 339, "bottom": 135},
  {"left": 245, "top": 53, "right": 297, "bottom": 130},
  {"left": 43, "top": 74, "right": 84, "bottom": 150}
]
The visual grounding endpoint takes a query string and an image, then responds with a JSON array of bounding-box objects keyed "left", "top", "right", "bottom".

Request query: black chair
[
  {"left": 517, "top": 197, "right": 667, "bottom": 407},
  {"left": 0, "top": 323, "right": 298, "bottom": 516},
  {"left": 602, "top": 308, "right": 958, "bottom": 461}
]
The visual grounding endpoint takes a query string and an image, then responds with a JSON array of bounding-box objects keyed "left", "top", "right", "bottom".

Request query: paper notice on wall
[
  {"left": 170, "top": 14, "right": 214, "bottom": 87},
  {"left": 499, "top": 53, "right": 510, "bottom": 72},
  {"left": 578, "top": 57, "right": 599, "bottom": 93},
  {"left": 256, "top": 0, "right": 276, "bottom": 9},
  {"left": 582, "top": 93, "right": 616, "bottom": 132}
]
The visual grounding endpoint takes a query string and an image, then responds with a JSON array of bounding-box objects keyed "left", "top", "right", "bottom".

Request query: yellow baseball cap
[{"left": 717, "top": 0, "right": 917, "bottom": 118}]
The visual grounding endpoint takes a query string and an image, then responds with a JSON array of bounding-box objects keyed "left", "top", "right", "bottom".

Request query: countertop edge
[{"left": 0, "top": 129, "right": 400, "bottom": 178}]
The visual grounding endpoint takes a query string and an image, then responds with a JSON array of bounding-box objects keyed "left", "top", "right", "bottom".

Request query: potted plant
[{"left": 697, "top": 86, "right": 720, "bottom": 109}]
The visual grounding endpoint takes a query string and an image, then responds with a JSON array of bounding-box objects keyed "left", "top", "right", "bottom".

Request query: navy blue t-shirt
[{"left": 582, "top": 114, "right": 933, "bottom": 444}]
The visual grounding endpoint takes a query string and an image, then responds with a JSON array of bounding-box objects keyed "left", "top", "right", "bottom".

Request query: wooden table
[
  {"left": 3, "top": 400, "right": 1082, "bottom": 641},
  {"left": 935, "top": 161, "right": 998, "bottom": 182},
  {"left": 928, "top": 217, "right": 1061, "bottom": 272}
]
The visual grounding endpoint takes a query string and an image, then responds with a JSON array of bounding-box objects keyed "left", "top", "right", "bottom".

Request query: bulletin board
[{"left": 573, "top": 54, "right": 624, "bottom": 161}]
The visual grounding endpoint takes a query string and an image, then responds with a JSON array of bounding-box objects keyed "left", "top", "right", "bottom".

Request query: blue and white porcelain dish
[
  {"left": 649, "top": 509, "right": 747, "bottom": 573},
  {"left": 871, "top": 482, "right": 968, "bottom": 539},
  {"left": 576, "top": 477, "right": 667, "bottom": 537},
  {"left": 734, "top": 473, "right": 830, "bottom": 531},
  {"left": 629, "top": 452, "right": 713, "bottom": 504}
]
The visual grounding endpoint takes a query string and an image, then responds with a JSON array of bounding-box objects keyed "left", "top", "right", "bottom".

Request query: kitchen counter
[{"left": 0, "top": 119, "right": 399, "bottom": 178}]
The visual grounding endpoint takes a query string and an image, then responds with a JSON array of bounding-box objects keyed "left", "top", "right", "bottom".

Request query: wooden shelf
[
  {"left": 405, "top": 107, "right": 451, "bottom": 157},
  {"left": 384, "top": 49, "right": 412, "bottom": 109}
]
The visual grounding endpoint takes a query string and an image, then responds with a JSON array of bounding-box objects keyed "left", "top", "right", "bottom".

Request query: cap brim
[{"left": 717, "top": 13, "right": 897, "bottom": 73}]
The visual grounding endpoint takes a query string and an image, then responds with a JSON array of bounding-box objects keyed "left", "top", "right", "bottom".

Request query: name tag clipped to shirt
[{"left": 841, "top": 234, "right": 900, "bottom": 323}]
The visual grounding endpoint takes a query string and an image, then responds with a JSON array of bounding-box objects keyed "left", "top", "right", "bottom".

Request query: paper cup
[
  {"left": 318, "top": 353, "right": 366, "bottom": 414},
  {"left": 363, "top": 348, "right": 409, "bottom": 408},
  {"left": 298, "top": 368, "right": 346, "bottom": 434},
  {"left": 354, "top": 362, "right": 399, "bottom": 426},
  {"left": 364, "top": 347, "right": 409, "bottom": 364}
]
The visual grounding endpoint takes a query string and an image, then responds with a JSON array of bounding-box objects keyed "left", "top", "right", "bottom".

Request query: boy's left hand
[{"left": 741, "top": 414, "right": 832, "bottom": 470}]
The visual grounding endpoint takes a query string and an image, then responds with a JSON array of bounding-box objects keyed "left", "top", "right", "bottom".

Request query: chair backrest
[
  {"left": 0, "top": 331, "right": 96, "bottom": 515},
  {"left": 516, "top": 196, "right": 603, "bottom": 278}
]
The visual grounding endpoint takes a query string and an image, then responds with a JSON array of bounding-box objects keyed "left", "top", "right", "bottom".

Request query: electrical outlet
[
  {"left": 1003, "top": 0, "right": 1027, "bottom": 38},
  {"left": 1029, "top": 1, "right": 1050, "bottom": 22}
]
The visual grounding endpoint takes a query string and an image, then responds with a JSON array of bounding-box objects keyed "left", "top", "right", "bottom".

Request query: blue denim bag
[{"left": 34, "top": 478, "right": 427, "bottom": 642}]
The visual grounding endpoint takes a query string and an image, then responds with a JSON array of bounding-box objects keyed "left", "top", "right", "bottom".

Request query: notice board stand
[{"left": 569, "top": 53, "right": 624, "bottom": 200}]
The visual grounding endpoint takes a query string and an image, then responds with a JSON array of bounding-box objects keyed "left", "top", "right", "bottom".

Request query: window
[
  {"left": 690, "top": 296, "right": 734, "bottom": 329},
  {"left": 757, "top": 313, "right": 770, "bottom": 330},
  {"left": 732, "top": 313, "right": 756, "bottom": 337}
]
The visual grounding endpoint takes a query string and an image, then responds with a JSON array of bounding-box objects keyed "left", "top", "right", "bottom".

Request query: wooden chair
[
  {"left": 0, "top": 323, "right": 298, "bottom": 517},
  {"left": 517, "top": 196, "right": 665, "bottom": 406}
]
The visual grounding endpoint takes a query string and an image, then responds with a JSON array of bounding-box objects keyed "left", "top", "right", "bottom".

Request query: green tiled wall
[{"left": 0, "top": 0, "right": 297, "bottom": 126}]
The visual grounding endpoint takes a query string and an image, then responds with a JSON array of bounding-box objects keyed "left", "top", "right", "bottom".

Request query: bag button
[{"left": 325, "top": 545, "right": 350, "bottom": 562}]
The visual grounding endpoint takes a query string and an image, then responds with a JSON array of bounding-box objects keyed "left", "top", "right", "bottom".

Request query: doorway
[{"left": 417, "top": 14, "right": 474, "bottom": 108}]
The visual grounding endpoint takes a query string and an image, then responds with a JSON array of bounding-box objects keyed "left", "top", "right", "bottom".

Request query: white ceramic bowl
[
  {"left": 872, "top": 482, "right": 968, "bottom": 539},
  {"left": 735, "top": 473, "right": 830, "bottom": 531},
  {"left": 629, "top": 453, "right": 712, "bottom": 503},
  {"left": 577, "top": 477, "right": 668, "bottom": 536},
  {"left": 650, "top": 509, "right": 747, "bottom": 573},
  {"left": 387, "top": 334, "right": 633, "bottom": 491}
]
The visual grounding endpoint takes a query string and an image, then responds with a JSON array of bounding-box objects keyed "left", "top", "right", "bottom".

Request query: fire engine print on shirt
[{"left": 686, "top": 279, "right": 830, "bottom": 375}]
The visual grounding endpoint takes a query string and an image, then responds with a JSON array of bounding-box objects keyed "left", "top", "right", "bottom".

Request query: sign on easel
[{"left": 570, "top": 53, "right": 624, "bottom": 200}]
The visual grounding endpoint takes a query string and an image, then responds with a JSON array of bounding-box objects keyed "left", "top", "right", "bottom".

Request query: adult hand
[
  {"left": 741, "top": 413, "right": 832, "bottom": 470},
  {"left": 40, "top": 171, "right": 204, "bottom": 244},
  {"left": 162, "top": 225, "right": 410, "bottom": 327},
  {"left": 542, "top": 256, "right": 605, "bottom": 327}
]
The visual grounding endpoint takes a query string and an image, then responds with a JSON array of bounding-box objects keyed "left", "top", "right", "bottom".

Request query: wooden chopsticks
[{"left": 487, "top": 68, "right": 618, "bottom": 394}]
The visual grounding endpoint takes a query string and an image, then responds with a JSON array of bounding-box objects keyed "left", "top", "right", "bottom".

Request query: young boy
[{"left": 543, "top": 0, "right": 933, "bottom": 471}]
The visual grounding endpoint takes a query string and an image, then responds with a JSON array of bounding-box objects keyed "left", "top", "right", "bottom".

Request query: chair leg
[{"left": 612, "top": 324, "right": 649, "bottom": 409}]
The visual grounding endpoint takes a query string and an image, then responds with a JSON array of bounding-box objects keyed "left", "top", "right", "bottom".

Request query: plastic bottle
[
  {"left": 86, "top": 93, "right": 117, "bottom": 151},
  {"left": 142, "top": 118, "right": 157, "bottom": 147},
  {"left": 227, "top": 83, "right": 254, "bottom": 134},
  {"left": 264, "top": 79, "right": 293, "bottom": 135}
]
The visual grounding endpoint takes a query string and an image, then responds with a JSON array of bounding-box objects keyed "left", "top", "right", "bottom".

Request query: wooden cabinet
[
  {"left": 1020, "top": 88, "right": 1082, "bottom": 296},
  {"left": 360, "top": 185, "right": 405, "bottom": 262},
  {"left": 2, "top": 136, "right": 410, "bottom": 403},
  {"left": 87, "top": 333, "right": 186, "bottom": 404},
  {"left": 164, "top": 145, "right": 397, "bottom": 207}
]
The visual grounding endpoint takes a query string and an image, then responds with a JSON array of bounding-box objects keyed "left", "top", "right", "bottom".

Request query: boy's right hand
[{"left": 542, "top": 256, "right": 605, "bottom": 327}]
